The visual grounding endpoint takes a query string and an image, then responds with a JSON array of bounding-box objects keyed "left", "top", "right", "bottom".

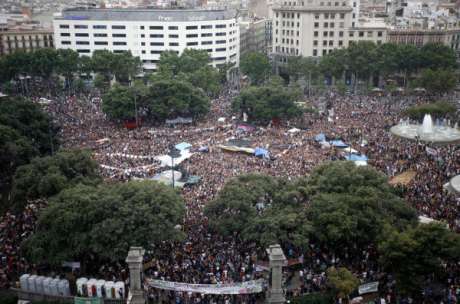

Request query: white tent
[{"left": 155, "top": 150, "right": 194, "bottom": 167}]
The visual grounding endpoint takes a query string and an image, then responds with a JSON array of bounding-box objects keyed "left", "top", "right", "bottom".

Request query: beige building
[
  {"left": 388, "top": 28, "right": 460, "bottom": 51},
  {"left": 272, "top": 0, "right": 385, "bottom": 59},
  {"left": 0, "top": 29, "right": 54, "bottom": 56},
  {"left": 240, "top": 18, "right": 270, "bottom": 55}
]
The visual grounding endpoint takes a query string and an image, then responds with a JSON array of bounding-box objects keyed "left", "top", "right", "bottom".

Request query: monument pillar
[
  {"left": 267, "top": 244, "right": 287, "bottom": 304},
  {"left": 126, "top": 247, "right": 145, "bottom": 304}
]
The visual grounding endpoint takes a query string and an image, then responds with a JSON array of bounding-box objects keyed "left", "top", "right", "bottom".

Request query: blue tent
[
  {"left": 175, "top": 142, "right": 192, "bottom": 151},
  {"left": 315, "top": 133, "right": 326, "bottom": 142},
  {"left": 254, "top": 147, "right": 270, "bottom": 159},
  {"left": 330, "top": 140, "right": 348, "bottom": 148},
  {"left": 344, "top": 154, "right": 368, "bottom": 161}
]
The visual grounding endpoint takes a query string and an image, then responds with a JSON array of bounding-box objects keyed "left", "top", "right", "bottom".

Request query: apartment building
[
  {"left": 0, "top": 29, "right": 54, "bottom": 56},
  {"left": 53, "top": 8, "right": 239, "bottom": 72},
  {"left": 272, "top": 0, "right": 386, "bottom": 59}
]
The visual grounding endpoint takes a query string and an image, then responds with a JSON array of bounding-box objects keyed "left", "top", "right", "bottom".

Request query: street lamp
[{"left": 168, "top": 146, "right": 181, "bottom": 189}]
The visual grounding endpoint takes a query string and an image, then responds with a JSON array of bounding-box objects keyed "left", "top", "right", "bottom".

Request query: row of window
[
  {"left": 140, "top": 47, "right": 228, "bottom": 55},
  {"left": 62, "top": 41, "right": 127, "bottom": 46},
  {"left": 60, "top": 24, "right": 233, "bottom": 30},
  {"left": 314, "top": 22, "right": 345, "bottom": 29},
  {"left": 314, "top": 13, "right": 346, "bottom": 19},
  {"left": 77, "top": 49, "right": 128, "bottom": 53}
]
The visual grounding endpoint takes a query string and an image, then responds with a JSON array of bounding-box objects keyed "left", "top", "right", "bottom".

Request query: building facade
[
  {"left": 0, "top": 29, "right": 54, "bottom": 56},
  {"left": 239, "top": 18, "right": 269, "bottom": 56},
  {"left": 272, "top": 0, "right": 386, "bottom": 59},
  {"left": 53, "top": 8, "right": 239, "bottom": 72},
  {"left": 388, "top": 29, "right": 460, "bottom": 51}
]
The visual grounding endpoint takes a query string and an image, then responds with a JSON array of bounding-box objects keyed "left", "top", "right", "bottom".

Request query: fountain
[{"left": 390, "top": 114, "right": 460, "bottom": 144}]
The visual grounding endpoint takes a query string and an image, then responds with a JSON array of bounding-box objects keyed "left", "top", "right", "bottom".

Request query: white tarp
[
  {"left": 155, "top": 150, "right": 194, "bottom": 167},
  {"left": 358, "top": 282, "right": 379, "bottom": 295},
  {"left": 146, "top": 279, "right": 264, "bottom": 295}
]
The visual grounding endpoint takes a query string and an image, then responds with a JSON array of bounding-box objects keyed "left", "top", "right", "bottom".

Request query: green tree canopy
[
  {"left": 240, "top": 52, "right": 271, "bottom": 85},
  {"left": 146, "top": 79, "right": 210, "bottom": 121},
  {"left": 204, "top": 174, "right": 312, "bottom": 250},
  {"left": 403, "top": 101, "right": 457, "bottom": 120},
  {"left": 22, "top": 180, "right": 186, "bottom": 266},
  {"left": 306, "top": 161, "right": 417, "bottom": 250},
  {"left": 417, "top": 69, "right": 457, "bottom": 95},
  {"left": 12, "top": 149, "right": 101, "bottom": 209},
  {"left": 102, "top": 84, "right": 137, "bottom": 120},
  {"left": 379, "top": 223, "right": 460, "bottom": 298},
  {"left": 420, "top": 43, "right": 457, "bottom": 70},
  {"left": 232, "top": 83, "right": 302, "bottom": 124},
  {"left": 326, "top": 267, "right": 360, "bottom": 300}
]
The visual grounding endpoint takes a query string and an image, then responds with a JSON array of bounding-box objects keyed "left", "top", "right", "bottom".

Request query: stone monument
[
  {"left": 267, "top": 244, "right": 287, "bottom": 304},
  {"left": 126, "top": 247, "right": 145, "bottom": 304}
]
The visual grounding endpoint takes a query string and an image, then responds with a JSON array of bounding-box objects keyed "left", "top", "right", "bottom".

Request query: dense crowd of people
[{"left": 0, "top": 85, "right": 459, "bottom": 303}]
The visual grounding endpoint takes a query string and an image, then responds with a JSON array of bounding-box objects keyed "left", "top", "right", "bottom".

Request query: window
[
  {"left": 113, "top": 42, "right": 127, "bottom": 46},
  {"left": 150, "top": 26, "right": 163, "bottom": 30},
  {"left": 74, "top": 24, "right": 88, "bottom": 29},
  {"left": 186, "top": 42, "right": 198, "bottom": 46},
  {"left": 61, "top": 41, "right": 71, "bottom": 45},
  {"left": 75, "top": 33, "right": 89, "bottom": 37},
  {"left": 216, "top": 40, "right": 226, "bottom": 44},
  {"left": 76, "top": 41, "right": 90, "bottom": 45},
  {"left": 314, "top": 31, "right": 318, "bottom": 37},
  {"left": 330, "top": 31, "right": 334, "bottom": 37},
  {"left": 323, "top": 40, "right": 327, "bottom": 46},
  {"left": 94, "top": 33, "right": 108, "bottom": 37},
  {"left": 359, "top": 31, "right": 364, "bottom": 37},
  {"left": 95, "top": 41, "right": 108, "bottom": 45},
  {"left": 377, "top": 31, "right": 383, "bottom": 37},
  {"left": 186, "top": 34, "right": 198, "bottom": 38},
  {"left": 339, "top": 31, "right": 343, "bottom": 37},
  {"left": 367, "top": 31, "right": 372, "bottom": 37},
  {"left": 213, "top": 57, "right": 226, "bottom": 61},
  {"left": 60, "top": 33, "right": 70, "bottom": 37},
  {"left": 324, "top": 22, "right": 328, "bottom": 28},
  {"left": 313, "top": 49, "right": 317, "bottom": 56},
  {"left": 216, "top": 32, "right": 226, "bottom": 36},
  {"left": 315, "top": 14, "right": 320, "bottom": 19},
  {"left": 329, "top": 40, "right": 333, "bottom": 46},
  {"left": 141, "top": 34, "right": 145, "bottom": 38},
  {"left": 77, "top": 49, "right": 90, "bottom": 53},
  {"left": 202, "top": 41, "right": 212, "bottom": 45},
  {"left": 150, "top": 34, "right": 164, "bottom": 38},
  {"left": 186, "top": 25, "right": 198, "bottom": 30},
  {"left": 168, "top": 26, "right": 178, "bottom": 30},
  {"left": 313, "top": 40, "right": 318, "bottom": 46},
  {"left": 93, "top": 25, "right": 106, "bottom": 29},
  {"left": 59, "top": 24, "right": 69, "bottom": 29},
  {"left": 113, "top": 50, "right": 124, "bottom": 53},
  {"left": 201, "top": 33, "right": 212, "bottom": 37},
  {"left": 113, "top": 34, "right": 126, "bottom": 38},
  {"left": 140, "top": 26, "right": 145, "bottom": 30},
  {"left": 150, "top": 42, "right": 164, "bottom": 46},
  {"left": 216, "top": 24, "right": 226, "bottom": 28},
  {"left": 216, "top": 47, "right": 226, "bottom": 51},
  {"left": 169, "top": 42, "right": 179, "bottom": 46},
  {"left": 324, "top": 13, "right": 329, "bottom": 19},
  {"left": 142, "top": 50, "right": 146, "bottom": 54},
  {"left": 323, "top": 31, "right": 328, "bottom": 37},
  {"left": 206, "top": 49, "right": 212, "bottom": 52},
  {"left": 314, "top": 22, "right": 319, "bottom": 28},
  {"left": 340, "top": 13, "right": 345, "bottom": 19},
  {"left": 338, "top": 40, "right": 343, "bottom": 46},
  {"left": 141, "top": 42, "right": 145, "bottom": 46},
  {"left": 201, "top": 25, "right": 212, "bottom": 29},
  {"left": 323, "top": 49, "right": 327, "bottom": 55},
  {"left": 151, "top": 50, "right": 162, "bottom": 54},
  {"left": 169, "top": 34, "right": 179, "bottom": 38},
  {"left": 330, "top": 22, "right": 334, "bottom": 28},
  {"left": 112, "top": 25, "right": 126, "bottom": 30}
]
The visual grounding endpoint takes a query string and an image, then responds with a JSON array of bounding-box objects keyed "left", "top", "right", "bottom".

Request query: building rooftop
[{"left": 55, "top": 8, "right": 236, "bottom": 22}]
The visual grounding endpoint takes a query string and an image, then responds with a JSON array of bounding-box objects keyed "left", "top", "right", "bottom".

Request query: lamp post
[{"left": 168, "top": 146, "right": 181, "bottom": 188}]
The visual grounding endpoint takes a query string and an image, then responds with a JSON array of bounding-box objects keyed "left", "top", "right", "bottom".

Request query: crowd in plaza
[{"left": 0, "top": 85, "right": 459, "bottom": 303}]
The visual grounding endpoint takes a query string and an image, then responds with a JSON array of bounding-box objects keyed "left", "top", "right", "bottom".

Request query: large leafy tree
[
  {"left": 205, "top": 174, "right": 312, "bottom": 249},
  {"left": 146, "top": 79, "right": 210, "bottom": 121},
  {"left": 326, "top": 267, "right": 360, "bottom": 300},
  {"left": 306, "top": 161, "right": 417, "bottom": 250},
  {"left": 319, "top": 49, "right": 347, "bottom": 81},
  {"left": 12, "top": 149, "right": 101, "bottom": 209},
  {"left": 232, "top": 83, "right": 302, "bottom": 124},
  {"left": 418, "top": 69, "right": 457, "bottom": 95},
  {"left": 419, "top": 43, "right": 457, "bottom": 70},
  {"left": 379, "top": 223, "right": 460, "bottom": 299},
  {"left": 22, "top": 180, "right": 185, "bottom": 266},
  {"left": 240, "top": 51, "right": 271, "bottom": 85},
  {"left": 102, "top": 84, "right": 137, "bottom": 120}
]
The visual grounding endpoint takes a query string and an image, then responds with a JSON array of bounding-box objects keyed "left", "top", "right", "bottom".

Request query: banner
[
  {"left": 74, "top": 297, "right": 102, "bottom": 304},
  {"left": 146, "top": 279, "right": 265, "bottom": 295}
]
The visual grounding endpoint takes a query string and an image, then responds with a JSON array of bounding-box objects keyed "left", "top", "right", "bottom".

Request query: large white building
[{"left": 53, "top": 8, "right": 239, "bottom": 72}]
